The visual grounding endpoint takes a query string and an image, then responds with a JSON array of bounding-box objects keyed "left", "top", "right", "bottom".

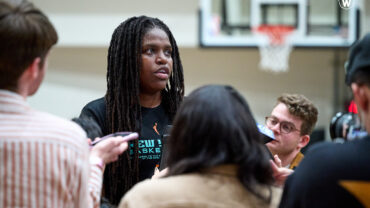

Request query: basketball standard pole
[
  {"left": 332, "top": 8, "right": 361, "bottom": 114},
  {"left": 332, "top": 49, "right": 341, "bottom": 114}
]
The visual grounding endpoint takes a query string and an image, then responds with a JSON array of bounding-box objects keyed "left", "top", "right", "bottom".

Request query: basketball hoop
[{"left": 254, "top": 25, "right": 294, "bottom": 73}]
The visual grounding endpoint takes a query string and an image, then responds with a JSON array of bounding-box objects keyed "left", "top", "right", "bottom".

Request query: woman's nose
[{"left": 156, "top": 51, "right": 168, "bottom": 65}]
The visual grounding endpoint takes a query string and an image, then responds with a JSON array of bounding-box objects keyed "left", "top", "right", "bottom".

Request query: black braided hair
[{"left": 104, "top": 16, "right": 184, "bottom": 205}]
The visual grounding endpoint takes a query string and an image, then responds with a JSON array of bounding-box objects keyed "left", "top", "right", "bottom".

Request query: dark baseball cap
[{"left": 345, "top": 33, "right": 370, "bottom": 85}]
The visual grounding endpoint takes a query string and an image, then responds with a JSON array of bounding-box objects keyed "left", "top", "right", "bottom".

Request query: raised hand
[{"left": 270, "top": 154, "right": 294, "bottom": 187}]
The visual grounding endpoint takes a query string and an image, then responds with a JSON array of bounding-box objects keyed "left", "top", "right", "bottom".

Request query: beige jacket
[{"left": 119, "top": 165, "right": 281, "bottom": 208}]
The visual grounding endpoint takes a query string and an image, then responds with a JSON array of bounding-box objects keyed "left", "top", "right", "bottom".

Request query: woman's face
[{"left": 140, "top": 27, "right": 173, "bottom": 94}]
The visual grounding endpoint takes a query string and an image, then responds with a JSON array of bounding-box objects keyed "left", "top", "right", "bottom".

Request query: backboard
[{"left": 199, "top": 0, "right": 359, "bottom": 47}]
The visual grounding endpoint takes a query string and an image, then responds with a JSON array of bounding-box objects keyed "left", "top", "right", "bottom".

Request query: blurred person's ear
[
  {"left": 298, "top": 135, "right": 310, "bottom": 149},
  {"left": 20, "top": 57, "right": 41, "bottom": 80},
  {"left": 28, "top": 57, "right": 42, "bottom": 79},
  {"left": 351, "top": 83, "right": 369, "bottom": 113},
  {"left": 17, "top": 57, "right": 42, "bottom": 96}
]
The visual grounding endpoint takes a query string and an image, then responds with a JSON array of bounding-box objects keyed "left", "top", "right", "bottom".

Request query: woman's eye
[
  {"left": 164, "top": 49, "right": 172, "bottom": 56},
  {"left": 144, "top": 48, "right": 154, "bottom": 55}
]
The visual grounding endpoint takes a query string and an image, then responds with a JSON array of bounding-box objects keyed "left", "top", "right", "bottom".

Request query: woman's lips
[{"left": 155, "top": 68, "right": 169, "bottom": 80}]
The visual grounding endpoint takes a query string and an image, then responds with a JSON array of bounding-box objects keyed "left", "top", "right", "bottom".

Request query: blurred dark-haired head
[
  {"left": 72, "top": 117, "right": 103, "bottom": 140},
  {"left": 167, "top": 85, "right": 273, "bottom": 202},
  {"left": 345, "top": 33, "right": 370, "bottom": 86}
]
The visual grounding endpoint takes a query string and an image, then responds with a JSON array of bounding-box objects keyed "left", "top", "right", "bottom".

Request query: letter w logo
[{"left": 338, "top": 0, "right": 353, "bottom": 9}]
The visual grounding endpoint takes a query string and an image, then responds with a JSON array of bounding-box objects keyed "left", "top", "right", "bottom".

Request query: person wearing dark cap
[{"left": 279, "top": 34, "right": 370, "bottom": 208}]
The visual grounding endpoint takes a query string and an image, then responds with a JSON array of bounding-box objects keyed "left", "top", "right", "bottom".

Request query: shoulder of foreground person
[
  {"left": 34, "top": 110, "right": 87, "bottom": 141},
  {"left": 80, "top": 97, "right": 105, "bottom": 118},
  {"left": 119, "top": 172, "right": 282, "bottom": 208},
  {"left": 79, "top": 97, "right": 107, "bottom": 133},
  {"left": 301, "top": 137, "right": 370, "bottom": 166},
  {"left": 287, "top": 138, "right": 370, "bottom": 184},
  {"left": 279, "top": 137, "right": 370, "bottom": 208}
]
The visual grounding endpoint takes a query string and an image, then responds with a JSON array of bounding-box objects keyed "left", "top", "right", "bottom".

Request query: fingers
[
  {"left": 161, "top": 168, "right": 169, "bottom": 176},
  {"left": 108, "top": 155, "right": 119, "bottom": 163},
  {"left": 270, "top": 157, "right": 293, "bottom": 187},
  {"left": 90, "top": 132, "right": 138, "bottom": 164},
  {"left": 104, "top": 142, "right": 129, "bottom": 163},
  {"left": 283, "top": 168, "right": 294, "bottom": 176},
  {"left": 122, "top": 133, "right": 139, "bottom": 142},
  {"left": 96, "top": 135, "right": 130, "bottom": 149},
  {"left": 270, "top": 159, "right": 279, "bottom": 173},
  {"left": 273, "top": 154, "right": 282, "bottom": 168},
  {"left": 91, "top": 137, "right": 130, "bottom": 164},
  {"left": 270, "top": 163, "right": 294, "bottom": 187},
  {"left": 151, "top": 166, "right": 160, "bottom": 179},
  {"left": 152, "top": 167, "right": 168, "bottom": 179},
  {"left": 94, "top": 137, "right": 102, "bottom": 143},
  {"left": 118, "top": 142, "right": 128, "bottom": 153},
  {"left": 103, "top": 133, "right": 138, "bottom": 148}
]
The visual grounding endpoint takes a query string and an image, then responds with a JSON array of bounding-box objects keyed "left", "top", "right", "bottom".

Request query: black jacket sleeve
[{"left": 79, "top": 97, "right": 108, "bottom": 135}]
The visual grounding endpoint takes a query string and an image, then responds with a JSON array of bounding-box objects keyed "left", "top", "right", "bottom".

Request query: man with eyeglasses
[
  {"left": 265, "top": 94, "right": 318, "bottom": 170},
  {"left": 279, "top": 34, "right": 370, "bottom": 208}
]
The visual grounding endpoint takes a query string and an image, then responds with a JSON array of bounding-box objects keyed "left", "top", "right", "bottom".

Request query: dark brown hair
[
  {"left": 277, "top": 94, "right": 318, "bottom": 135},
  {"left": 0, "top": 0, "right": 58, "bottom": 91},
  {"left": 167, "top": 85, "right": 273, "bottom": 202}
]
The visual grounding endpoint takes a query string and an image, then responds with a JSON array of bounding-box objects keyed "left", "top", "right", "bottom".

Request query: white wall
[
  {"left": 30, "top": 0, "right": 199, "bottom": 47},
  {"left": 28, "top": 47, "right": 346, "bottom": 135},
  {"left": 26, "top": 0, "right": 369, "bottom": 140}
]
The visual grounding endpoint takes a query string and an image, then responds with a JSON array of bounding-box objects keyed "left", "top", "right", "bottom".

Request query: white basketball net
[
  {"left": 258, "top": 42, "right": 292, "bottom": 72},
  {"left": 256, "top": 26, "right": 294, "bottom": 73}
]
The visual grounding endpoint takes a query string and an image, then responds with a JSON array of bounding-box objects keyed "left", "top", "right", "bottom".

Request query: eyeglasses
[{"left": 265, "top": 116, "right": 300, "bottom": 134}]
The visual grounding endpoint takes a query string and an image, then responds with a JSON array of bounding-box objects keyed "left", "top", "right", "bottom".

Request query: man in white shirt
[{"left": 0, "top": 0, "right": 135, "bottom": 207}]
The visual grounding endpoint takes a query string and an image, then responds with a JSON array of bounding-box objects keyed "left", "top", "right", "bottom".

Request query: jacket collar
[{"left": 289, "top": 151, "right": 304, "bottom": 170}]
